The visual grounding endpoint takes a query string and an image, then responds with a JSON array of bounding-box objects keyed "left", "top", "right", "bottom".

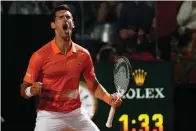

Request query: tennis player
[{"left": 20, "top": 4, "right": 122, "bottom": 131}]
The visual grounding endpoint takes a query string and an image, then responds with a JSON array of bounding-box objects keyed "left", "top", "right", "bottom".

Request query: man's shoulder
[
  {"left": 31, "top": 40, "right": 53, "bottom": 61},
  {"left": 35, "top": 40, "right": 53, "bottom": 55},
  {"left": 74, "top": 43, "right": 90, "bottom": 55},
  {"left": 28, "top": 40, "right": 53, "bottom": 64}
]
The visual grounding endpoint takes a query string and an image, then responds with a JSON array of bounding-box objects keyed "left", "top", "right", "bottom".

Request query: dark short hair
[{"left": 50, "top": 4, "right": 72, "bottom": 22}]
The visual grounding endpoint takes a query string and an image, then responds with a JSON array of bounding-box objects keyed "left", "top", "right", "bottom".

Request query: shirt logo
[
  {"left": 76, "top": 62, "right": 82, "bottom": 66},
  {"left": 26, "top": 72, "right": 31, "bottom": 77}
]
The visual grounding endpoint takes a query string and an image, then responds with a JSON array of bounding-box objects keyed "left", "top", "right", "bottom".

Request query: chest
[{"left": 42, "top": 54, "right": 84, "bottom": 77}]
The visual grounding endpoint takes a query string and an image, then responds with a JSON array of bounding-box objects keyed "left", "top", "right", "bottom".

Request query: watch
[{"left": 79, "top": 81, "right": 98, "bottom": 119}]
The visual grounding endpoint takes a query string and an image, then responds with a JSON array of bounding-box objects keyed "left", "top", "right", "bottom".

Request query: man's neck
[{"left": 55, "top": 36, "right": 72, "bottom": 54}]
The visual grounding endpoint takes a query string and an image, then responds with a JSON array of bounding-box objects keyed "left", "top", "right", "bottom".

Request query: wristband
[
  {"left": 103, "top": 93, "right": 111, "bottom": 105},
  {"left": 25, "top": 86, "right": 33, "bottom": 97}
]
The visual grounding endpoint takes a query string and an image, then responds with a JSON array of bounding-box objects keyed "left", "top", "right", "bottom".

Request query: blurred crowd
[{"left": 1, "top": 1, "right": 196, "bottom": 65}]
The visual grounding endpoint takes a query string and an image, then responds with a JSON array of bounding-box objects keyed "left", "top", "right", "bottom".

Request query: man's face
[{"left": 51, "top": 10, "right": 74, "bottom": 40}]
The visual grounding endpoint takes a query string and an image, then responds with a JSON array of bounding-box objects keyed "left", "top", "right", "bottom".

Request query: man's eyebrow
[{"left": 57, "top": 14, "right": 72, "bottom": 17}]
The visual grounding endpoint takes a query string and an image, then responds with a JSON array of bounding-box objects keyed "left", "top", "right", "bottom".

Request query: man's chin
[{"left": 63, "top": 36, "right": 71, "bottom": 41}]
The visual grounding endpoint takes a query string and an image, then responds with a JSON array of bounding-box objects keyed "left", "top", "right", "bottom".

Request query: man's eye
[
  {"left": 58, "top": 15, "right": 71, "bottom": 20},
  {"left": 66, "top": 16, "right": 71, "bottom": 19},
  {"left": 59, "top": 16, "right": 64, "bottom": 19}
]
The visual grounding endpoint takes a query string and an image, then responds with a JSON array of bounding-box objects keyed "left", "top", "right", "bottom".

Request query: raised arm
[{"left": 83, "top": 51, "right": 121, "bottom": 107}]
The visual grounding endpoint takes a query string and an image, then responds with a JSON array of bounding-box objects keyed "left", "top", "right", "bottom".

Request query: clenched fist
[{"left": 30, "top": 82, "right": 42, "bottom": 96}]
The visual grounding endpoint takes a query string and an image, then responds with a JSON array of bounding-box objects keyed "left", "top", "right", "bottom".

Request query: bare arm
[
  {"left": 89, "top": 78, "right": 111, "bottom": 105},
  {"left": 86, "top": 78, "right": 121, "bottom": 108},
  {"left": 83, "top": 51, "right": 121, "bottom": 107}
]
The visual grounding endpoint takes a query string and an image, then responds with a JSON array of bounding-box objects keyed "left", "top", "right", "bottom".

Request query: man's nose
[{"left": 63, "top": 17, "right": 67, "bottom": 22}]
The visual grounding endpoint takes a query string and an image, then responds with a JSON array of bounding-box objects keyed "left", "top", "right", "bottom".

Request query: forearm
[
  {"left": 94, "top": 84, "right": 111, "bottom": 105},
  {"left": 86, "top": 78, "right": 122, "bottom": 108}
]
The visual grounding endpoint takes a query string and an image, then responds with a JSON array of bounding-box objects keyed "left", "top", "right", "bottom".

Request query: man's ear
[{"left": 51, "top": 22, "right": 55, "bottom": 29}]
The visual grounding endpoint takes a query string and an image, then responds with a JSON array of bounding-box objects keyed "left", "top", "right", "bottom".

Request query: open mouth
[{"left": 63, "top": 24, "right": 68, "bottom": 30}]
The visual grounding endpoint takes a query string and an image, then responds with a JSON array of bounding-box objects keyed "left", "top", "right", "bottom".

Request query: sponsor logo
[
  {"left": 76, "top": 62, "right": 82, "bottom": 66},
  {"left": 132, "top": 69, "right": 147, "bottom": 86},
  {"left": 122, "top": 69, "right": 165, "bottom": 99},
  {"left": 25, "top": 72, "right": 31, "bottom": 77}
]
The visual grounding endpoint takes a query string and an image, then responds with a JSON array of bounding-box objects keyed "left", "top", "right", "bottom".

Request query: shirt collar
[{"left": 51, "top": 38, "right": 77, "bottom": 54}]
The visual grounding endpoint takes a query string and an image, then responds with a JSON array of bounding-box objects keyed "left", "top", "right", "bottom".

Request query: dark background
[
  {"left": 1, "top": 15, "right": 53, "bottom": 130},
  {"left": 1, "top": 15, "right": 196, "bottom": 131}
]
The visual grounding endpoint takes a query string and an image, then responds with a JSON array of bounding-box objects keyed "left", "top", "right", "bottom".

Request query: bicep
[
  {"left": 83, "top": 52, "right": 97, "bottom": 92},
  {"left": 83, "top": 53, "right": 96, "bottom": 81},
  {"left": 84, "top": 77, "right": 99, "bottom": 93}
]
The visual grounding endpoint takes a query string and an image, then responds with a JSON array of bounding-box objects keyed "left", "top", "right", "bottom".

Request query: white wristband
[{"left": 25, "top": 86, "right": 33, "bottom": 97}]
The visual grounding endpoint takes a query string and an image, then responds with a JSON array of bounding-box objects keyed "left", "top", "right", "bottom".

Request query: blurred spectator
[
  {"left": 96, "top": 45, "right": 117, "bottom": 63},
  {"left": 96, "top": 2, "right": 109, "bottom": 24},
  {"left": 89, "top": 2, "right": 110, "bottom": 41},
  {"left": 115, "top": 2, "right": 123, "bottom": 19},
  {"left": 177, "top": 1, "right": 196, "bottom": 58},
  {"left": 116, "top": 1, "right": 155, "bottom": 57},
  {"left": 170, "top": 1, "right": 196, "bottom": 59},
  {"left": 77, "top": 1, "right": 99, "bottom": 34},
  {"left": 156, "top": 1, "right": 182, "bottom": 60},
  {"left": 86, "top": 1, "right": 122, "bottom": 62},
  {"left": 94, "top": 1, "right": 120, "bottom": 25},
  {"left": 88, "top": 2, "right": 118, "bottom": 30},
  {"left": 176, "top": 32, "right": 196, "bottom": 58},
  {"left": 90, "top": 2, "right": 123, "bottom": 63},
  {"left": 8, "top": 1, "right": 50, "bottom": 15},
  {"left": 177, "top": 1, "right": 196, "bottom": 35}
]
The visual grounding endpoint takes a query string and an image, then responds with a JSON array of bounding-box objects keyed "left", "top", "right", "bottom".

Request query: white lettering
[
  {"left": 155, "top": 88, "right": 165, "bottom": 98},
  {"left": 145, "top": 88, "right": 154, "bottom": 98},
  {"left": 136, "top": 88, "right": 145, "bottom": 99},
  {"left": 126, "top": 88, "right": 135, "bottom": 99},
  {"left": 123, "top": 88, "right": 165, "bottom": 99}
]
